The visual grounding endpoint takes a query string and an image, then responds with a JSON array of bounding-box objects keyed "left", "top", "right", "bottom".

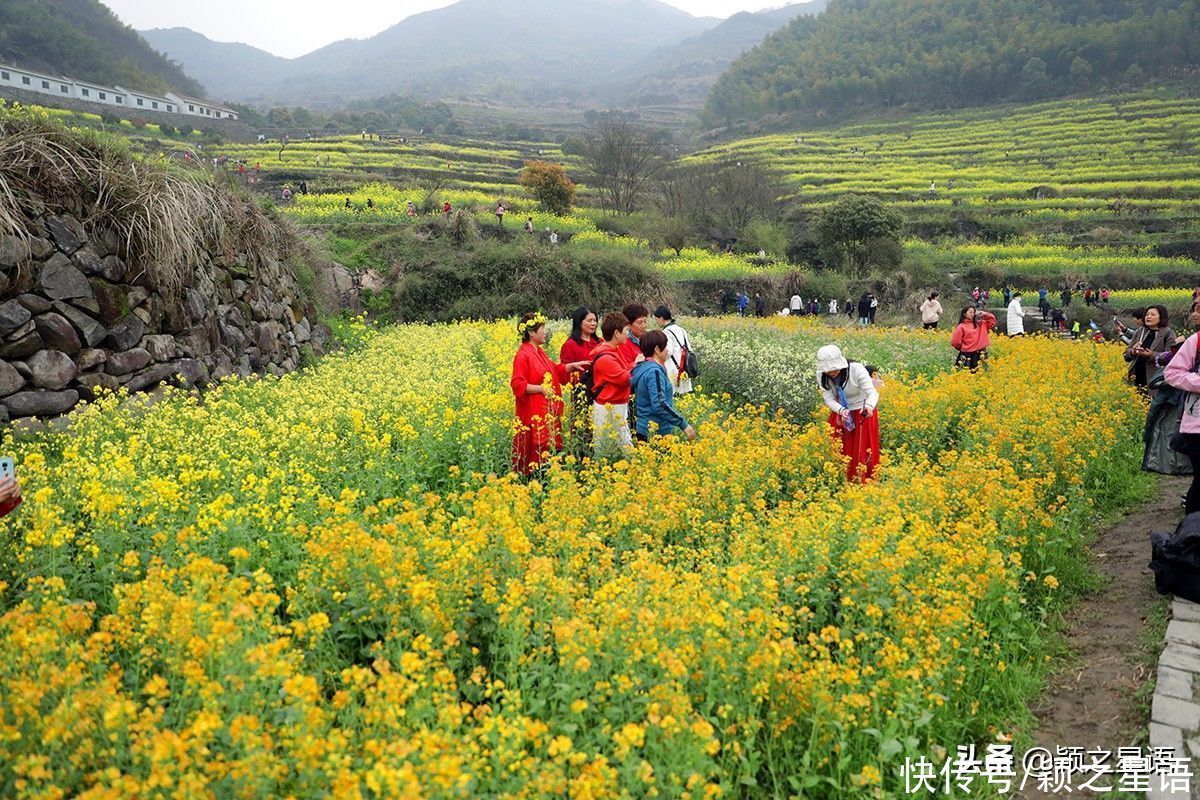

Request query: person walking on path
[
  {"left": 1061, "top": 287, "right": 1072, "bottom": 308},
  {"left": 868, "top": 293, "right": 878, "bottom": 325},
  {"left": 755, "top": 292, "right": 766, "bottom": 317},
  {"left": 920, "top": 292, "right": 943, "bottom": 330},
  {"left": 524, "top": 217, "right": 534, "bottom": 234},
  {"left": 495, "top": 203, "right": 506, "bottom": 227},
  {"left": 857, "top": 292, "right": 872, "bottom": 326},
  {"left": 1163, "top": 320, "right": 1200, "bottom": 511},
  {"left": 817, "top": 344, "right": 880, "bottom": 483},
  {"left": 737, "top": 291, "right": 750, "bottom": 317},
  {"left": 846, "top": 296, "right": 855, "bottom": 321},
  {"left": 790, "top": 294, "right": 803, "bottom": 315},
  {"left": 1125, "top": 305, "right": 1175, "bottom": 388},
  {"left": 631, "top": 331, "right": 695, "bottom": 443},
  {"left": 591, "top": 313, "right": 635, "bottom": 457},
  {"left": 828, "top": 298, "right": 838, "bottom": 316},
  {"left": 950, "top": 306, "right": 997, "bottom": 371},
  {"left": 654, "top": 305, "right": 693, "bottom": 395},
  {"left": 1006, "top": 292, "right": 1028, "bottom": 337},
  {"left": 510, "top": 313, "right": 588, "bottom": 475}
]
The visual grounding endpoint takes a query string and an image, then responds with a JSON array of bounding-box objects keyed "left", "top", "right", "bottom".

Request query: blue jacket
[{"left": 630, "top": 360, "right": 689, "bottom": 438}]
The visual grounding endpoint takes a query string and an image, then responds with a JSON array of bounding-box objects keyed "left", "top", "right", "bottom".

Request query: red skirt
[
  {"left": 828, "top": 409, "right": 880, "bottom": 483},
  {"left": 512, "top": 411, "right": 562, "bottom": 475}
]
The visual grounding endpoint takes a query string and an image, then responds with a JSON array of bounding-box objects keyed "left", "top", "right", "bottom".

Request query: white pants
[{"left": 592, "top": 403, "right": 633, "bottom": 456}]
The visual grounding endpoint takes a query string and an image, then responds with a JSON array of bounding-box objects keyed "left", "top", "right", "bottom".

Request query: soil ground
[{"left": 1015, "top": 475, "right": 1187, "bottom": 799}]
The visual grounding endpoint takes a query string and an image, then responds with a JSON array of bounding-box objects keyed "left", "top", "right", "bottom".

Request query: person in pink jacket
[
  {"left": 950, "top": 306, "right": 997, "bottom": 371},
  {"left": 1165, "top": 323, "right": 1200, "bottom": 513}
]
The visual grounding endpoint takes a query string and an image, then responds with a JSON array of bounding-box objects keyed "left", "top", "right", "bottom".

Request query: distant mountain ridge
[
  {"left": 0, "top": 0, "right": 205, "bottom": 97},
  {"left": 618, "top": 1, "right": 827, "bottom": 108},
  {"left": 145, "top": 0, "right": 720, "bottom": 107}
]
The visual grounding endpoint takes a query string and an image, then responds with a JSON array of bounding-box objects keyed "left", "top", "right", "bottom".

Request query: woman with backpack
[
  {"left": 590, "top": 312, "right": 635, "bottom": 456},
  {"left": 817, "top": 344, "right": 880, "bottom": 483},
  {"left": 653, "top": 305, "right": 693, "bottom": 395},
  {"left": 510, "top": 313, "right": 589, "bottom": 475},
  {"left": 951, "top": 306, "right": 997, "bottom": 371}
]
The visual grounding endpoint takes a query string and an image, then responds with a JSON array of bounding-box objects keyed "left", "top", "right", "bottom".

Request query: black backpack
[
  {"left": 1150, "top": 512, "right": 1200, "bottom": 603},
  {"left": 581, "top": 351, "right": 619, "bottom": 403}
]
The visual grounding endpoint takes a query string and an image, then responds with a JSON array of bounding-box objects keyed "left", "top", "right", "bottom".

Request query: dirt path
[{"left": 1015, "top": 475, "right": 1187, "bottom": 798}]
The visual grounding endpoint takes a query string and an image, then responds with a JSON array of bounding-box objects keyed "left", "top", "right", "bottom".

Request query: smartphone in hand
[{"left": 0, "top": 457, "right": 13, "bottom": 481}]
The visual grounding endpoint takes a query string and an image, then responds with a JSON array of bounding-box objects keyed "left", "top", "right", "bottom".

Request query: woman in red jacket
[
  {"left": 511, "top": 313, "right": 588, "bottom": 475},
  {"left": 559, "top": 307, "right": 601, "bottom": 443},
  {"left": 951, "top": 307, "right": 997, "bottom": 372}
]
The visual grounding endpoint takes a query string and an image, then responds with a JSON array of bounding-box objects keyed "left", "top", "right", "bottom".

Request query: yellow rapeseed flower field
[{"left": 0, "top": 318, "right": 1146, "bottom": 798}]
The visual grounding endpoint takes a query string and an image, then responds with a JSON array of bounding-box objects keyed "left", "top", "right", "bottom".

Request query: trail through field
[{"left": 1016, "top": 475, "right": 1186, "bottom": 799}]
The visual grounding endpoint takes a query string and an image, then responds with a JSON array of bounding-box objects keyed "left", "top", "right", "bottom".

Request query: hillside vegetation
[
  {"left": 0, "top": 0, "right": 205, "bottom": 97},
  {"left": 705, "top": 0, "right": 1199, "bottom": 127}
]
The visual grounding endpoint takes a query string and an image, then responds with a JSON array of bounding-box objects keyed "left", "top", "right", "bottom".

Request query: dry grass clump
[{"left": 0, "top": 102, "right": 307, "bottom": 307}]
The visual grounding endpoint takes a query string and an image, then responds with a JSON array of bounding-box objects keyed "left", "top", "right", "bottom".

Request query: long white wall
[{"left": 0, "top": 61, "right": 239, "bottom": 121}]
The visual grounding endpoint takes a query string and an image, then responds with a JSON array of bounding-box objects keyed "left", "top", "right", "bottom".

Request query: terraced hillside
[{"left": 689, "top": 94, "right": 1200, "bottom": 257}]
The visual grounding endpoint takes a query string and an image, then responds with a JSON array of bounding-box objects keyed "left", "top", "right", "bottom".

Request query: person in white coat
[
  {"left": 1006, "top": 292, "right": 1028, "bottom": 337},
  {"left": 817, "top": 344, "right": 880, "bottom": 483},
  {"left": 654, "top": 305, "right": 693, "bottom": 395}
]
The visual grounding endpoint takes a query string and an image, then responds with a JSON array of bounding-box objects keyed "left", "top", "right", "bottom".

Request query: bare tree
[
  {"left": 585, "top": 120, "right": 669, "bottom": 214},
  {"left": 710, "top": 163, "right": 784, "bottom": 231}
]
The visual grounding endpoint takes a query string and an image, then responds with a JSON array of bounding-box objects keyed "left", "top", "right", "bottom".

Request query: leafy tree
[
  {"left": 811, "top": 196, "right": 903, "bottom": 277},
  {"left": 518, "top": 161, "right": 576, "bottom": 215}
]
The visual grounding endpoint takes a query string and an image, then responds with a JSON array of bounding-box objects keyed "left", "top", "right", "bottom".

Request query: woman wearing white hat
[{"left": 817, "top": 344, "right": 881, "bottom": 483}]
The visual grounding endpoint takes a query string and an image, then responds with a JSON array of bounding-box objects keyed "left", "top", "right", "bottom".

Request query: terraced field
[{"left": 688, "top": 93, "right": 1200, "bottom": 253}]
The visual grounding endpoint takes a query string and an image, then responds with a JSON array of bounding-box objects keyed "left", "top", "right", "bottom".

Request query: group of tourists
[
  {"left": 510, "top": 304, "right": 696, "bottom": 475},
  {"left": 511, "top": 305, "right": 884, "bottom": 484}
]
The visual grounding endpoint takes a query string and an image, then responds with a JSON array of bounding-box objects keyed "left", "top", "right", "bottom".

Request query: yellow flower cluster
[{"left": 0, "top": 320, "right": 1145, "bottom": 797}]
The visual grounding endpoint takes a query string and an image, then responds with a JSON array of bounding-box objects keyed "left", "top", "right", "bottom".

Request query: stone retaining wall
[{"left": 0, "top": 212, "right": 326, "bottom": 423}]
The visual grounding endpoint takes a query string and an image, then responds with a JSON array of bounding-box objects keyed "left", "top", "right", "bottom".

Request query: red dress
[
  {"left": 827, "top": 409, "right": 881, "bottom": 483},
  {"left": 511, "top": 342, "right": 570, "bottom": 474}
]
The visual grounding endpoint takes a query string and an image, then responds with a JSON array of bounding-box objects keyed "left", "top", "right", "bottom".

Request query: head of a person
[
  {"left": 518, "top": 312, "right": 548, "bottom": 345},
  {"left": 1145, "top": 305, "right": 1169, "bottom": 330},
  {"left": 1190, "top": 302, "right": 1200, "bottom": 329},
  {"left": 653, "top": 305, "right": 673, "bottom": 327},
  {"left": 959, "top": 306, "right": 977, "bottom": 324},
  {"left": 622, "top": 304, "right": 649, "bottom": 338},
  {"left": 640, "top": 330, "right": 669, "bottom": 360},
  {"left": 929, "top": 292, "right": 939, "bottom": 300},
  {"left": 570, "top": 306, "right": 598, "bottom": 343},
  {"left": 1013, "top": 291, "right": 1022, "bottom": 299},
  {"left": 602, "top": 312, "right": 630, "bottom": 345},
  {"left": 816, "top": 344, "right": 849, "bottom": 386},
  {"left": 1131, "top": 308, "right": 1146, "bottom": 324}
]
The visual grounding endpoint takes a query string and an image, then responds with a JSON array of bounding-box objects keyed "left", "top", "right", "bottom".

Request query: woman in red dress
[
  {"left": 816, "top": 344, "right": 881, "bottom": 483},
  {"left": 511, "top": 313, "right": 588, "bottom": 474}
]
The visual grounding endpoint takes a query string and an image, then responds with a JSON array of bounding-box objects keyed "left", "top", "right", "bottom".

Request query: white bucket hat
[{"left": 816, "top": 344, "right": 849, "bottom": 375}]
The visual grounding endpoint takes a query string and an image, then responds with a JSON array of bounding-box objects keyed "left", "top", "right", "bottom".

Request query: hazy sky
[{"left": 106, "top": 0, "right": 788, "bottom": 58}]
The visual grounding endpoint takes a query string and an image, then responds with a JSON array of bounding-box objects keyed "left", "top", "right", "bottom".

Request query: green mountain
[
  {"left": 704, "top": 0, "right": 1200, "bottom": 128},
  {"left": 0, "top": 0, "right": 205, "bottom": 97}
]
